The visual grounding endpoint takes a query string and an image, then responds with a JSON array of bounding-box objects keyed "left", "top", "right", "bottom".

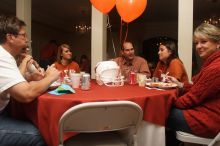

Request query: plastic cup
[
  {"left": 70, "top": 73, "right": 81, "bottom": 88},
  {"left": 136, "top": 73, "right": 141, "bottom": 83},
  {"left": 137, "top": 74, "right": 146, "bottom": 87},
  {"left": 152, "top": 77, "right": 159, "bottom": 82},
  {"left": 138, "top": 80, "right": 146, "bottom": 87}
]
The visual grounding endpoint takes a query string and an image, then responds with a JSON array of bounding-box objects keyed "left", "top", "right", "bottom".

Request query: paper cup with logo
[{"left": 70, "top": 73, "right": 81, "bottom": 88}]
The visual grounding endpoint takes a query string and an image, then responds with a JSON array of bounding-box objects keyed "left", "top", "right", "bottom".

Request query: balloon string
[
  {"left": 106, "top": 15, "right": 111, "bottom": 28},
  {"left": 123, "top": 23, "right": 128, "bottom": 43},
  {"left": 120, "top": 20, "right": 129, "bottom": 49},
  {"left": 107, "top": 15, "right": 116, "bottom": 57},
  {"left": 120, "top": 19, "right": 123, "bottom": 49}
]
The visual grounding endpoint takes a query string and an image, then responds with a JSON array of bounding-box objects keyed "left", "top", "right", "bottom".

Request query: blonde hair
[
  {"left": 56, "top": 44, "right": 71, "bottom": 63},
  {"left": 194, "top": 23, "right": 220, "bottom": 42}
]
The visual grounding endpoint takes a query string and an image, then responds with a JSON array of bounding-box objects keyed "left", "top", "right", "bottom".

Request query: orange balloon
[
  {"left": 90, "top": 0, "right": 116, "bottom": 14},
  {"left": 116, "top": 0, "right": 147, "bottom": 23}
]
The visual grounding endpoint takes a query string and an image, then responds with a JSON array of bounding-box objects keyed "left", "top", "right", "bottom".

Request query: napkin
[{"left": 48, "top": 84, "right": 75, "bottom": 95}]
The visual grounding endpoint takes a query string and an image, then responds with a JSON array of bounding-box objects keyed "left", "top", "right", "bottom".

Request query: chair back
[
  {"left": 208, "top": 132, "right": 220, "bottom": 146},
  {"left": 59, "top": 101, "right": 143, "bottom": 145}
]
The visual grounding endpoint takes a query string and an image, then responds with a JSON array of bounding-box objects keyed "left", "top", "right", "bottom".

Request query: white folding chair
[
  {"left": 58, "top": 101, "right": 143, "bottom": 146},
  {"left": 176, "top": 131, "right": 220, "bottom": 146},
  {"left": 208, "top": 132, "right": 220, "bottom": 146}
]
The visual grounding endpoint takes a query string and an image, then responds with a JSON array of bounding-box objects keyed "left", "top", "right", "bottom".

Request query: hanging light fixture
[
  {"left": 75, "top": 23, "right": 91, "bottom": 34},
  {"left": 203, "top": 0, "right": 220, "bottom": 26},
  {"left": 74, "top": 9, "right": 91, "bottom": 34},
  {"left": 204, "top": 16, "right": 220, "bottom": 26}
]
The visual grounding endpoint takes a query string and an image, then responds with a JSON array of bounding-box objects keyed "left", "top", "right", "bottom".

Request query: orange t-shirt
[
  {"left": 54, "top": 61, "right": 80, "bottom": 73},
  {"left": 153, "top": 58, "right": 189, "bottom": 82}
]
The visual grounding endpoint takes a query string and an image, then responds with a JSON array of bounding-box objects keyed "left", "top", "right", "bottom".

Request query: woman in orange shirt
[
  {"left": 153, "top": 39, "right": 188, "bottom": 82},
  {"left": 54, "top": 44, "right": 80, "bottom": 73}
]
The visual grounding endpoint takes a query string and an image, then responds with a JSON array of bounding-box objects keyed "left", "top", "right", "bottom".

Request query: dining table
[{"left": 11, "top": 80, "right": 177, "bottom": 146}]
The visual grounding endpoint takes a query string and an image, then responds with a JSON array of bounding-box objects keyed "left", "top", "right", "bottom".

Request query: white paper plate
[
  {"left": 146, "top": 82, "right": 177, "bottom": 89},
  {"left": 49, "top": 81, "right": 61, "bottom": 89}
]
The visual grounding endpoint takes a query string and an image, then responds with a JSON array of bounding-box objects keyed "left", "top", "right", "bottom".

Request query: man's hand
[{"left": 45, "top": 64, "right": 60, "bottom": 82}]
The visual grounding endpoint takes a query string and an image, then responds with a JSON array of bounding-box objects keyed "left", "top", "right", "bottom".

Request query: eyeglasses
[{"left": 17, "top": 33, "right": 27, "bottom": 38}]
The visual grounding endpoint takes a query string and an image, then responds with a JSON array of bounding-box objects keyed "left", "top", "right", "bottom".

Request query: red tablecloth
[{"left": 11, "top": 81, "right": 177, "bottom": 146}]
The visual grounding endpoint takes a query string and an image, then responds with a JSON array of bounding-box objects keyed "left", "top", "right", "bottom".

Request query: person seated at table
[
  {"left": 80, "top": 54, "right": 91, "bottom": 74},
  {"left": 153, "top": 39, "right": 189, "bottom": 82},
  {"left": 112, "top": 41, "right": 151, "bottom": 81},
  {"left": 54, "top": 43, "right": 80, "bottom": 73},
  {"left": 166, "top": 23, "right": 220, "bottom": 146},
  {"left": 148, "top": 61, "right": 157, "bottom": 77},
  {"left": 17, "top": 47, "right": 45, "bottom": 81},
  {"left": 0, "top": 14, "right": 60, "bottom": 146}
]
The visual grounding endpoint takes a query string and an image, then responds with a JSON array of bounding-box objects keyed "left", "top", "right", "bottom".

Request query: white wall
[{"left": 31, "top": 21, "right": 91, "bottom": 63}]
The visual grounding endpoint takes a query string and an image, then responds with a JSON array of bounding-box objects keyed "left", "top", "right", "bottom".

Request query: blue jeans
[
  {"left": 166, "top": 107, "right": 192, "bottom": 133},
  {"left": 0, "top": 109, "right": 46, "bottom": 146},
  {"left": 166, "top": 108, "right": 192, "bottom": 146}
]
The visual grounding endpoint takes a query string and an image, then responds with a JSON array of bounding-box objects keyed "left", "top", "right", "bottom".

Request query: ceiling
[{"left": 0, "top": 0, "right": 219, "bottom": 32}]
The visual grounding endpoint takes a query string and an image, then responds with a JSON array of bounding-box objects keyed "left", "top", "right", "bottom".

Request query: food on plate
[
  {"left": 147, "top": 82, "right": 177, "bottom": 89},
  {"left": 150, "top": 82, "right": 161, "bottom": 87}
]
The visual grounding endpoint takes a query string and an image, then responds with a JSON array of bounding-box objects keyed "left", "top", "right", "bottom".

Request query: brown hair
[
  {"left": 0, "top": 14, "right": 26, "bottom": 44},
  {"left": 159, "top": 39, "right": 179, "bottom": 66},
  {"left": 56, "top": 44, "right": 72, "bottom": 63}
]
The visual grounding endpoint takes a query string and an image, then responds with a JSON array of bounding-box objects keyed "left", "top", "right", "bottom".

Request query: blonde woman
[{"left": 166, "top": 23, "right": 220, "bottom": 145}]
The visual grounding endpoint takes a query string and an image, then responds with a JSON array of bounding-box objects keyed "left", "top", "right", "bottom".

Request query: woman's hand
[
  {"left": 19, "top": 55, "right": 33, "bottom": 75},
  {"left": 22, "top": 55, "right": 33, "bottom": 65},
  {"left": 166, "top": 76, "right": 184, "bottom": 88}
]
